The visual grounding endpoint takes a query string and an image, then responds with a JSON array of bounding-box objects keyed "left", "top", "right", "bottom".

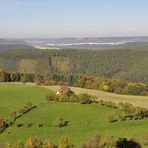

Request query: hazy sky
[{"left": 0, "top": 0, "right": 148, "bottom": 38}]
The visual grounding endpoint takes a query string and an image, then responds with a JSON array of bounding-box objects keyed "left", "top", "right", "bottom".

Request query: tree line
[
  {"left": 0, "top": 70, "right": 148, "bottom": 96},
  {"left": 0, "top": 135, "right": 143, "bottom": 148}
]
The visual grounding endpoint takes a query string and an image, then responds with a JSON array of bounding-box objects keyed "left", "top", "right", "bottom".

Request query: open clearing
[{"left": 0, "top": 83, "right": 148, "bottom": 147}]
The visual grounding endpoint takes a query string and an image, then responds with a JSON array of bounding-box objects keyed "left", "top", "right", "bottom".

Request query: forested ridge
[{"left": 0, "top": 48, "right": 148, "bottom": 83}]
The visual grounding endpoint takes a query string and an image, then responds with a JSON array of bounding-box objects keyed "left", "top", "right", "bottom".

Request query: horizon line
[{"left": 1, "top": 35, "right": 148, "bottom": 39}]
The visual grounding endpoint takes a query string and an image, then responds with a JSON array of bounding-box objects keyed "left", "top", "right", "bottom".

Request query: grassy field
[
  {"left": 0, "top": 83, "right": 148, "bottom": 147},
  {"left": 0, "top": 83, "right": 51, "bottom": 118},
  {"left": 47, "top": 85, "right": 148, "bottom": 108}
]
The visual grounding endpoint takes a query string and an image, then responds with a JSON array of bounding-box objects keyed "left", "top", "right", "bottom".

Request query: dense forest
[{"left": 0, "top": 48, "right": 148, "bottom": 83}]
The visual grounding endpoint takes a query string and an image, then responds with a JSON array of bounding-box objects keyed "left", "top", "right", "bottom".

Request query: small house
[{"left": 56, "top": 86, "right": 71, "bottom": 96}]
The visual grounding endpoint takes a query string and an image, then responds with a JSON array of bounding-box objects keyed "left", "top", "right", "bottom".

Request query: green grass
[
  {"left": 0, "top": 82, "right": 51, "bottom": 118},
  {"left": 0, "top": 83, "right": 148, "bottom": 147}
]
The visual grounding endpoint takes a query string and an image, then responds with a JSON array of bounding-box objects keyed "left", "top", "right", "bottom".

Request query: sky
[{"left": 0, "top": 0, "right": 148, "bottom": 38}]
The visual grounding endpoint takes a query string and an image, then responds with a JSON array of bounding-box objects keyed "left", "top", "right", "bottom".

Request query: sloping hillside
[
  {"left": 44, "top": 85, "right": 148, "bottom": 108},
  {"left": 1, "top": 83, "right": 148, "bottom": 147}
]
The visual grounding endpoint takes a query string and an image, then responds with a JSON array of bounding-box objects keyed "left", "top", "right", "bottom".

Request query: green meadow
[{"left": 0, "top": 83, "right": 148, "bottom": 147}]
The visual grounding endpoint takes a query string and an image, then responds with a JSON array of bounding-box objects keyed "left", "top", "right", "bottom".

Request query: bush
[
  {"left": 16, "top": 123, "right": 23, "bottom": 128},
  {"left": 116, "top": 138, "right": 141, "bottom": 148},
  {"left": 103, "top": 101, "right": 117, "bottom": 108},
  {"left": 141, "top": 134, "right": 148, "bottom": 146},
  {"left": 82, "top": 134, "right": 103, "bottom": 148},
  {"left": 24, "top": 121, "right": 32, "bottom": 128},
  {"left": 19, "top": 102, "right": 34, "bottom": 115},
  {"left": 78, "top": 93, "right": 92, "bottom": 104},
  {"left": 114, "top": 87, "right": 123, "bottom": 94},
  {"left": 118, "top": 102, "right": 134, "bottom": 116},
  {"left": 21, "top": 74, "right": 34, "bottom": 83},
  {"left": 107, "top": 115, "right": 117, "bottom": 123},
  {"left": 9, "top": 111, "right": 17, "bottom": 122},
  {"left": 123, "top": 83, "right": 146, "bottom": 96},
  {"left": 103, "top": 136, "right": 116, "bottom": 148},
  {"left": 26, "top": 138, "right": 43, "bottom": 148},
  {"left": 53, "top": 118, "right": 68, "bottom": 127},
  {"left": 90, "top": 95, "right": 98, "bottom": 103},
  {"left": 117, "top": 102, "right": 148, "bottom": 121},
  {"left": 7, "top": 142, "right": 24, "bottom": 148},
  {"left": 45, "top": 94, "right": 57, "bottom": 102},
  {"left": 98, "top": 100, "right": 117, "bottom": 108},
  {"left": 45, "top": 140, "right": 57, "bottom": 148},
  {"left": 0, "top": 118, "right": 8, "bottom": 133},
  {"left": 7, "top": 120, "right": 14, "bottom": 126},
  {"left": 58, "top": 136, "right": 73, "bottom": 148},
  {"left": 37, "top": 123, "right": 43, "bottom": 128},
  {"left": 69, "top": 94, "right": 79, "bottom": 103},
  {"left": 58, "top": 95, "right": 70, "bottom": 102}
]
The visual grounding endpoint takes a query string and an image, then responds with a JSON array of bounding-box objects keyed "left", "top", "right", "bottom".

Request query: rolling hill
[
  {"left": 0, "top": 83, "right": 148, "bottom": 147},
  {"left": 25, "top": 37, "right": 148, "bottom": 49},
  {"left": 0, "top": 39, "right": 34, "bottom": 51}
]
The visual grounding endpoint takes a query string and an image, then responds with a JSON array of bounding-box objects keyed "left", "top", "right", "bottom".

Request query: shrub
[
  {"left": 45, "top": 94, "right": 57, "bottom": 102},
  {"left": 53, "top": 118, "right": 68, "bottom": 127},
  {"left": 107, "top": 115, "right": 117, "bottom": 123},
  {"left": 7, "top": 120, "right": 14, "bottom": 126},
  {"left": 134, "top": 107, "right": 148, "bottom": 120},
  {"left": 123, "top": 83, "right": 146, "bottom": 96},
  {"left": 102, "top": 136, "right": 116, "bottom": 148},
  {"left": 82, "top": 134, "right": 103, "bottom": 148},
  {"left": 103, "top": 101, "right": 117, "bottom": 108},
  {"left": 0, "top": 118, "right": 8, "bottom": 133},
  {"left": 9, "top": 111, "right": 17, "bottom": 122},
  {"left": 24, "top": 121, "right": 32, "bottom": 128},
  {"left": 116, "top": 138, "right": 141, "bottom": 148},
  {"left": 16, "top": 123, "right": 23, "bottom": 128},
  {"left": 19, "top": 102, "right": 34, "bottom": 115},
  {"left": 58, "top": 95, "right": 70, "bottom": 102},
  {"left": 69, "top": 94, "right": 79, "bottom": 103},
  {"left": 26, "top": 138, "right": 43, "bottom": 148},
  {"left": 99, "top": 99, "right": 105, "bottom": 105},
  {"left": 102, "top": 84, "right": 110, "bottom": 92},
  {"left": 78, "top": 93, "right": 92, "bottom": 104},
  {"left": 117, "top": 102, "right": 148, "bottom": 121},
  {"left": 58, "top": 136, "right": 73, "bottom": 148},
  {"left": 98, "top": 100, "right": 117, "bottom": 108},
  {"left": 141, "top": 134, "right": 148, "bottom": 146},
  {"left": 7, "top": 142, "right": 24, "bottom": 148},
  {"left": 118, "top": 102, "right": 134, "bottom": 116},
  {"left": 37, "top": 123, "right": 43, "bottom": 128},
  {"left": 114, "top": 87, "right": 123, "bottom": 94},
  {"left": 45, "top": 140, "right": 57, "bottom": 148},
  {"left": 90, "top": 95, "right": 98, "bottom": 103}
]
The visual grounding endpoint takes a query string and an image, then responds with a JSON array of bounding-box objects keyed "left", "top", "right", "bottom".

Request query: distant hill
[
  {"left": 0, "top": 39, "right": 34, "bottom": 51},
  {"left": 1, "top": 37, "right": 148, "bottom": 50},
  {"left": 24, "top": 37, "right": 148, "bottom": 49}
]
